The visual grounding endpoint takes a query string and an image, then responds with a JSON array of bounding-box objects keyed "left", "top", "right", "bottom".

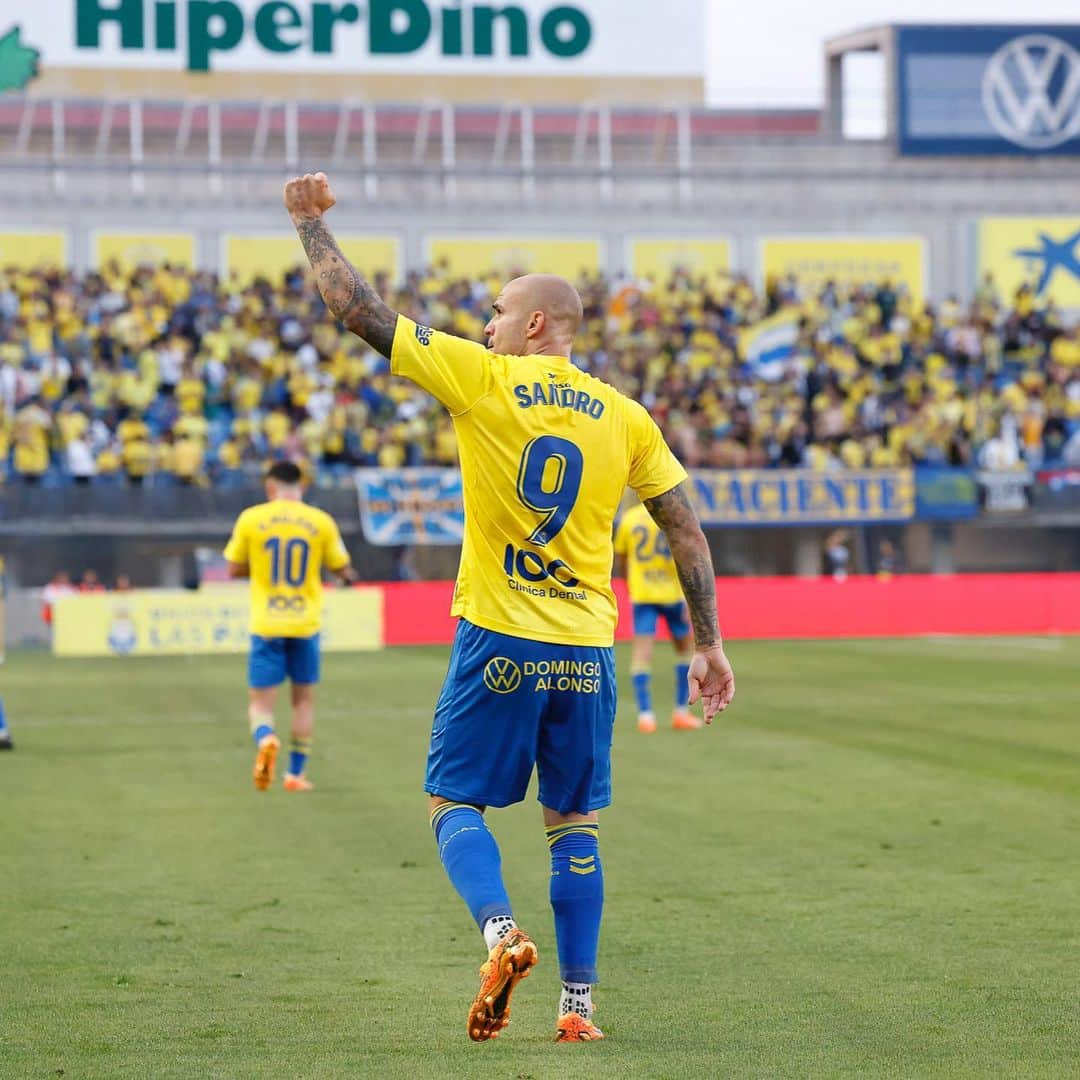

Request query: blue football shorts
[
  {"left": 631, "top": 601, "right": 691, "bottom": 640},
  {"left": 425, "top": 619, "right": 617, "bottom": 815},
  {"left": 248, "top": 633, "right": 321, "bottom": 689}
]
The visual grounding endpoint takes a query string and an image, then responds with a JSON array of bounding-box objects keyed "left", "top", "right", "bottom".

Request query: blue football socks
[
  {"left": 431, "top": 803, "right": 514, "bottom": 931},
  {"left": 546, "top": 822, "right": 603, "bottom": 984},
  {"left": 675, "top": 662, "right": 691, "bottom": 708},
  {"left": 631, "top": 669, "right": 652, "bottom": 713},
  {"left": 0, "top": 697, "right": 8, "bottom": 737},
  {"left": 289, "top": 735, "right": 311, "bottom": 776},
  {"left": 249, "top": 721, "right": 272, "bottom": 747}
]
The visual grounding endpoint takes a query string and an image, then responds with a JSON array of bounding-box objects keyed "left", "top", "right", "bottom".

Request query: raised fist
[{"left": 284, "top": 172, "right": 336, "bottom": 220}]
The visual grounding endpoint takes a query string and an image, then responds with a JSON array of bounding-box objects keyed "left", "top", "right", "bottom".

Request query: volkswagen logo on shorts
[
  {"left": 483, "top": 657, "right": 522, "bottom": 694},
  {"left": 981, "top": 34, "right": 1080, "bottom": 150}
]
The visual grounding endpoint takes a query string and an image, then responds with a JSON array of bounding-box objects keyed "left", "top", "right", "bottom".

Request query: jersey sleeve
[
  {"left": 626, "top": 401, "right": 688, "bottom": 501},
  {"left": 223, "top": 511, "right": 250, "bottom": 564},
  {"left": 391, "top": 316, "right": 493, "bottom": 416},
  {"left": 322, "top": 514, "right": 351, "bottom": 573}
]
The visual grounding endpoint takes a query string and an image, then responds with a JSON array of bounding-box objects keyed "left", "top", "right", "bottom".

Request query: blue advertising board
[
  {"left": 354, "top": 467, "right": 982, "bottom": 542},
  {"left": 689, "top": 469, "right": 916, "bottom": 527},
  {"left": 896, "top": 25, "right": 1080, "bottom": 156},
  {"left": 913, "top": 467, "right": 980, "bottom": 520}
]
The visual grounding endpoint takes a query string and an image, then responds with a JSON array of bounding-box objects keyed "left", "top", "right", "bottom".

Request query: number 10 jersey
[{"left": 391, "top": 317, "right": 687, "bottom": 647}]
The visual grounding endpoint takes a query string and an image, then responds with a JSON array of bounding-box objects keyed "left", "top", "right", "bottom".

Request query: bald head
[
  {"left": 507, "top": 274, "right": 584, "bottom": 334},
  {"left": 484, "top": 273, "right": 583, "bottom": 357}
]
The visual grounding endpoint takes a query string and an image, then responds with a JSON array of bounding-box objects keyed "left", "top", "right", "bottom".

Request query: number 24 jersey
[{"left": 392, "top": 317, "right": 687, "bottom": 647}]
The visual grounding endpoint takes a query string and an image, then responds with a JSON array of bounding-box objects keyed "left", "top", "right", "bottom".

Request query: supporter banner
[
  {"left": 977, "top": 217, "right": 1080, "bottom": 309},
  {"left": 1033, "top": 468, "right": 1080, "bottom": 511},
  {"left": 426, "top": 236, "right": 601, "bottom": 282},
  {"left": 690, "top": 469, "right": 916, "bottom": 527},
  {"left": 628, "top": 237, "right": 732, "bottom": 284},
  {"left": 0, "top": 230, "right": 67, "bottom": 269},
  {"left": 896, "top": 26, "right": 1080, "bottom": 156},
  {"left": 93, "top": 231, "right": 195, "bottom": 272},
  {"left": 913, "top": 467, "right": 980, "bottom": 521},
  {"left": 355, "top": 469, "right": 464, "bottom": 546},
  {"left": 223, "top": 234, "right": 400, "bottom": 286},
  {"left": 53, "top": 586, "right": 382, "bottom": 657},
  {"left": 977, "top": 469, "right": 1034, "bottom": 514},
  {"left": 739, "top": 311, "right": 800, "bottom": 381},
  {"left": 759, "top": 237, "right": 926, "bottom": 304}
]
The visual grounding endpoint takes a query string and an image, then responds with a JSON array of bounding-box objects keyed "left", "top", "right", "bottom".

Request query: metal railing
[{"left": 0, "top": 96, "right": 821, "bottom": 205}]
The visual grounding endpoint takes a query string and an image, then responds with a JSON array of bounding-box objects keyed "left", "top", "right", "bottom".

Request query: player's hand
[
  {"left": 284, "top": 171, "right": 336, "bottom": 220},
  {"left": 687, "top": 645, "right": 735, "bottom": 724}
]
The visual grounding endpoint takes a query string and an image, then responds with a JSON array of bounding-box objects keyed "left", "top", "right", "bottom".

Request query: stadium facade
[{"left": 1, "top": 18, "right": 1078, "bottom": 300}]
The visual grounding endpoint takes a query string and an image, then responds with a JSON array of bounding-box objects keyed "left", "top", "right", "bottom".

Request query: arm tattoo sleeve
[
  {"left": 643, "top": 482, "right": 721, "bottom": 648},
  {"left": 293, "top": 216, "right": 398, "bottom": 358}
]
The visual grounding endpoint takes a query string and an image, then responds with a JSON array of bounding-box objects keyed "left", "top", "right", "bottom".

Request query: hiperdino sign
[
  {"left": 9, "top": 0, "right": 705, "bottom": 81},
  {"left": 77, "top": 0, "right": 592, "bottom": 71}
]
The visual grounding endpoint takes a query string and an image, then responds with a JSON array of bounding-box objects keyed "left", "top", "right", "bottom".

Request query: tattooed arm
[
  {"left": 644, "top": 482, "right": 720, "bottom": 647},
  {"left": 284, "top": 172, "right": 398, "bottom": 358},
  {"left": 644, "top": 482, "right": 735, "bottom": 720}
]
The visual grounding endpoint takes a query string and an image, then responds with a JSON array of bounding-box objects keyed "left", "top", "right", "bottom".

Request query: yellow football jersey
[
  {"left": 391, "top": 317, "right": 687, "bottom": 647},
  {"left": 223, "top": 499, "right": 350, "bottom": 638},
  {"left": 613, "top": 503, "right": 684, "bottom": 606}
]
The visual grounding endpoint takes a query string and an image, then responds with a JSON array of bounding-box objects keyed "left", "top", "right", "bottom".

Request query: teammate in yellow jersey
[
  {"left": 613, "top": 500, "right": 701, "bottom": 734},
  {"left": 224, "top": 461, "right": 357, "bottom": 793},
  {"left": 285, "top": 172, "right": 735, "bottom": 1043}
]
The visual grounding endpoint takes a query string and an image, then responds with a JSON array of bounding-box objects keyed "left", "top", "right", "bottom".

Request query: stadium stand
[{"left": 1, "top": 262, "right": 1077, "bottom": 488}]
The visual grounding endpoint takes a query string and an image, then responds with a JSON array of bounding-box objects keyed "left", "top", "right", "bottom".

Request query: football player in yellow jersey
[
  {"left": 286, "top": 172, "right": 735, "bottom": 1044},
  {"left": 224, "top": 461, "right": 357, "bottom": 793},
  {"left": 613, "top": 500, "right": 700, "bottom": 734}
]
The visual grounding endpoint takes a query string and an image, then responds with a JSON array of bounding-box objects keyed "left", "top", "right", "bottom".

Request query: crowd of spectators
[{"left": 1, "top": 260, "right": 1078, "bottom": 489}]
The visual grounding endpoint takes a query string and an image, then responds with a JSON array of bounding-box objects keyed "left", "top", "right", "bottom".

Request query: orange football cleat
[
  {"left": 466, "top": 928, "right": 538, "bottom": 1042},
  {"left": 555, "top": 1012, "right": 605, "bottom": 1042},
  {"left": 671, "top": 709, "right": 703, "bottom": 731},
  {"left": 283, "top": 773, "right": 314, "bottom": 792},
  {"left": 252, "top": 733, "right": 280, "bottom": 791},
  {"left": 636, "top": 711, "right": 657, "bottom": 734}
]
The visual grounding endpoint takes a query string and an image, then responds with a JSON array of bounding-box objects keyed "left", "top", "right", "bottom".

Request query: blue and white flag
[
  {"left": 354, "top": 469, "right": 464, "bottom": 546},
  {"left": 739, "top": 311, "right": 800, "bottom": 381}
]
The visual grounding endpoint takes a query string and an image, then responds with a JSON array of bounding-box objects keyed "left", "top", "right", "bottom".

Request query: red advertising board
[{"left": 381, "top": 574, "right": 1080, "bottom": 646}]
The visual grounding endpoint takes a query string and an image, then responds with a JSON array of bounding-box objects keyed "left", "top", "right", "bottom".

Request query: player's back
[
  {"left": 227, "top": 499, "right": 348, "bottom": 638},
  {"left": 391, "top": 318, "right": 686, "bottom": 647},
  {"left": 614, "top": 503, "right": 682, "bottom": 606}
]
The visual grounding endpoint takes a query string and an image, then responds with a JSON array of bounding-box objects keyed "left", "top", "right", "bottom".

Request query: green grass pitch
[{"left": 3, "top": 638, "right": 1079, "bottom": 1078}]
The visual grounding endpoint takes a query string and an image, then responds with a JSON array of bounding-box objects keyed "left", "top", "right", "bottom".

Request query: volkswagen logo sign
[{"left": 982, "top": 34, "right": 1080, "bottom": 150}]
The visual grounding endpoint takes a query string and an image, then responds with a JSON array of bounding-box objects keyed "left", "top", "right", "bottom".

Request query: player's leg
[
  {"left": 431, "top": 791, "right": 539, "bottom": 1040},
  {"left": 543, "top": 806, "right": 605, "bottom": 1042},
  {"left": 0, "top": 696, "right": 12, "bottom": 750},
  {"left": 537, "top": 644, "right": 615, "bottom": 1042},
  {"left": 248, "top": 635, "right": 284, "bottom": 790},
  {"left": 630, "top": 604, "right": 658, "bottom": 733},
  {"left": 668, "top": 603, "right": 701, "bottom": 730},
  {"left": 284, "top": 683, "right": 315, "bottom": 791},
  {"left": 283, "top": 635, "right": 319, "bottom": 792},
  {"left": 425, "top": 621, "right": 541, "bottom": 1041},
  {"left": 249, "top": 686, "right": 280, "bottom": 789}
]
